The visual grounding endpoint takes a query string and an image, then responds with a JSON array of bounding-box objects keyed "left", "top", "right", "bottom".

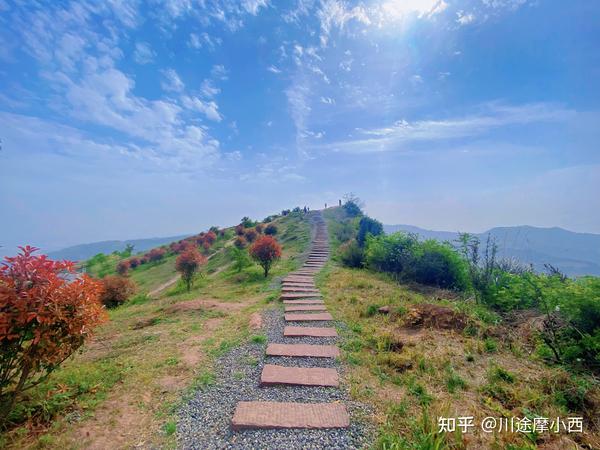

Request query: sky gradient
[{"left": 1, "top": 0, "right": 599, "bottom": 255}]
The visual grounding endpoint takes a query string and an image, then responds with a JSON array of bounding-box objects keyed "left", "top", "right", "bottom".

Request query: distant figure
[
  {"left": 303, "top": 206, "right": 307, "bottom": 213},
  {"left": 325, "top": 203, "right": 327, "bottom": 209},
  {"left": 339, "top": 199, "right": 341, "bottom": 206}
]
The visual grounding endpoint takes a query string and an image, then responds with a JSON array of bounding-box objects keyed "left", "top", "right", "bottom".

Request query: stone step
[
  {"left": 281, "top": 282, "right": 316, "bottom": 287},
  {"left": 281, "top": 287, "right": 320, "bottom": 292},
  {"left": 283, "top": 299, "right": 325, "bottom": 304},
  {"left": 260, "top": 364, "right": 339, "bottom": 387},
  {"left": 285, "top": 312, "right": 333, "bottom": 321},
  {"left": 285, "top": 305, "right": 328, "bottom": 312},
  {"left": 266, "top": 343, "right": 340, "bottom": 358},
  {"left": 284, "top": 326, "right": 338, "bottom": 337},
  {"left": 281, "top": 293, "right": 322, "bottom": 300},
  {"left": 231, "top": 401, "right": 349, "bottom": 430}
]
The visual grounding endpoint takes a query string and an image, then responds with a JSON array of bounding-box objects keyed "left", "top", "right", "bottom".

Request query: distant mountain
[
  {"left": 47, "top": 235, "right": 189, "bottom": 261},
  {"left": 383, "top": 224, "right": 600, "bottom": 277}
]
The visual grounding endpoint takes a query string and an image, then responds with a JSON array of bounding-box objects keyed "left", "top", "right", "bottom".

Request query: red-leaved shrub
[
  {"left": 255, "top": 224, "right": 264, "bottom": 234},
  {"left": 147, "top": 247, "right": 166, "bottom": 262},
  {"left": 204, "top": 231, "right": 217, "bottom": 246},
  {"left": 128, "top": 257, "right": 140, "bottom": 269},
  {"left": 244, "top": 229, "right": 258, "bottom": 243},
  {"left": 234, "top": 236, "right": 247, "bottom": 249},
  {"left": 249, "top": 236, "right": 282, "bottom": 277},
  {"left": 235, "top": 224, "right": 245, "bottom": 236},
  {"left": 100, "top": 275, "right": 137, "bottom": 308},
  {"left": 0, "top": 246, "right": 107, "bottom": 421},
  {"left": 264, "top": 224, "right": 278, "bottom": 235},
  {"left": 116, "top": 260, "right": 130, "bottom": 276},
  {"left": 175, "top": 247, "right": 207, "bottom": 291}
]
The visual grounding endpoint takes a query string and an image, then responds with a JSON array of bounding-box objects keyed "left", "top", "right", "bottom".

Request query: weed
[
  {"left": 446, "top": 369, "right": 467, "bottom": 393},
  {"left": 250, "top": 334, "right": 267, "bottom": 344},
  {"left": 490, "top": 366, "right": 515, "bottom": 384},
  {"left": 364, "top": 303, "right": 381, "bottom": 317},
  {"left": 163, "top": 421, "right": 177, "bottom": 435},
  {"left": 484, "top": 337, "right": 498, "bottom": 353}
]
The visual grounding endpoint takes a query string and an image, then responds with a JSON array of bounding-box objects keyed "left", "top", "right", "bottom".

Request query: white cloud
[
  {"left": 161, "top": 68, "right": 185, "bottom": 92},
  {"left": 189, "top": 32, "right": 222, "bottom": 51},
  {"left": 211, "top": 64, "right": 228, "bottom": 80},
  {"left": 267, "top": 65, "right": 282, "bottom": 74},
  {"left": 181, "top": 95, "right": 223, "bottom": 122},
  {"left": 133, "top": 42, "right": 155, "bottom": 64},
  {"left": 320, "top": 103, "right": 575, "bottom": 153},
  {"left": 317, "top": 0, "right": 371, "bottom": 46},
  {"left": 242, "top": 0, "right": 270, "bottom": 15},
  {"left": 320, "top": 96, "right": 335, "bottom": 105},
  {"left": 200, "top": 79, "right": 220, "bottom": 98},
  {"left": 456, "top": 10, "right": 475, "bottom": 25}
]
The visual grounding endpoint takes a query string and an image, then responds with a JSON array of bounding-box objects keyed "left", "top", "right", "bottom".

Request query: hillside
[
  {"left": 47, "top": 235, "right": 190, "bottom": 261},
  {"left": 384, "top": 224, "right": 600, "bottom": 277},
  {"left": 3, "top": 206, "right": 598, "bottom": 450}
]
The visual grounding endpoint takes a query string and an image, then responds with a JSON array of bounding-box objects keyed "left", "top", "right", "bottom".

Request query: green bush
[
  {"left": 412, "top": 240, "right": 470, "bottom": 290},
  {"left": 364, "top": 232, "right": 418, "bottom": 275},
  {"left": 338, "top": 239, "right": 364, "bottom": 268},
  {"left": 356, "top": 216, "right": 383, "bottom": 246}
]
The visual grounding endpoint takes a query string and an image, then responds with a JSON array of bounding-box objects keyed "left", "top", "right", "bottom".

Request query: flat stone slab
[
  {"left": 266, "top": 343, "right": 340, "bottom": 358},
  {"left": 285, "top": 305, "right": 328, "bottom": 312},
  {"left": 284, "top": 326, "right": 338, "bottom": 337},
  {"left": 285, "top": 312, "right": 333, "bottom": 321},
  {"left": 231, "top": 401, "right": 349, "bottom": 430},
  {"left": 260, "top": 364, "right": 339, "bottom": 387},
  {"left": 281, "top": 287, "right": 320, "bottom": 292},
  {"left": 283, "top": 299, "right": 325, "bottom": 304},
  {"left": 281, "top": 293, "right": 322, "bottom": 300},
  {"left": 281, "top": 282, "right": 316, "bottom": 288}
]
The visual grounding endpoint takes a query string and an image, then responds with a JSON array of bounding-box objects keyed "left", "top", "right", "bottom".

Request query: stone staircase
[{"left": 231, "top": 211, "right": 350, "bottom": 430}]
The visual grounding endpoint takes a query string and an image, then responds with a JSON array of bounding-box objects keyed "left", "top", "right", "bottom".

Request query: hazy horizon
[{"left": 1, "top": 1, "right": 599, "bottom": 256}]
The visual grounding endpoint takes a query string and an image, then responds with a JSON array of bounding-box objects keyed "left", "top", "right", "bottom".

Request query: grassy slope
[
  {"left": 3, "top": 212, "right": 310, "bottom": 449},
  {"left": 319, "top": 208, "right": 599, "bottom": 450}
]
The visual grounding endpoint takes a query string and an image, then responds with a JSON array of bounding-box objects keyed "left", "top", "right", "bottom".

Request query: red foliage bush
[
  {"left": 255, "top": 224, "right": 264, "bottom": 234},
  {"left": 147, "top": 247, "right": 166, "bottom": 262},
  {"left": 116, "top": 260, "right": 130, "bottom": 276},
  {"left": 235, "top": 224, "right": 245, "bottom": 236},
  {"left": 128, "top": 257, "right": 140, "bottom": 269},
  {"left": 100, "top": 275, "right": 137, "bottom": 308},
  {"left": 0, "top": 246, "right": 107, "bottom": 420},
  {"left": 139, "top": 257, "right": 148, "bottom": 265},
  {"left": 170, "top": 240, "right": 192, "bottom": 254},
  {"left": 244, "top": 229, "right": 258, "bottom": 243},
  {"left": 204, "top": 231, "right": 217, "bottom": 246},
  {"left": 249, "top": 236, "right": 282, "bottom": 277},
  {"left": 175, "top": 247, "right": 207, "bottom": 291},
  {"left": 234, "top": 236, "right": 247, "bottom": 249},
  {"left": 264, "top": 223, "right": 278, "bottom": 235}
]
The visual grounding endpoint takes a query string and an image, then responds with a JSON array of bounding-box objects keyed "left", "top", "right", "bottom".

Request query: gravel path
[{"left": 176, "top": 308, "right": 374, "bottom": 449}]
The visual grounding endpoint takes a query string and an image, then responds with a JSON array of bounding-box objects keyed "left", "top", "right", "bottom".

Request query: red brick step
[
  {"left": 285, "top": 312, "right": 333, "bottom": 321},
  {"left": 260, "top": 364, "right": 339, "bottom": 387},
  {"left": 283, "top": 299, "right": 325, "bottom": 304},
  {"left": 285, "top": 305, "right": 327, "bottom": 312},
  {"left": 266, "top": 343, "right": 340, "bottom": 358},
  {"left": 284, "top": 326, "right": 338, "bottom": 337},
  {"left": 231, "top": 401, "right": 349, "bottom": 430}
]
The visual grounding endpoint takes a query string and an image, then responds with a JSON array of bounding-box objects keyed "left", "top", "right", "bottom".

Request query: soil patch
[{"left": 403, "top": 303, "right": 468, "bottom": 331}]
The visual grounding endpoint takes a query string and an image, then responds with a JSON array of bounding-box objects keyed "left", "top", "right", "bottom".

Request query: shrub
[
  {"left": 128, "top": 257, "right": 140, "bottom": 269},
  {"left": 412, "top": 240, "right": 470, "bottom": 290},
  {"left": 264, "top": 223, "right": 278, "bottom": 235},
  {"left": 229, "top": 247, "right": 251, "bottom": 273},
  {"left": 139, "top": 256, "right": 148, "bottom": 264},
  {"left": 357, "top": 216, "right": 383, "bottom": 246},
  {"left": 240, "top": 216, "right": 255, "bottom": 228},
  {"left": 365, "top": 232, "right": 418, "bottom": 275},
  {"left": 235, "top": 224, "right": 245, "bottom": 236},
  {"left": 175, "top": 247, "right": 207, "bottom": 291},
  {"left": 338, "top": 239, "right": 364, "bottom": 268},
  {"left": 255, "top": 224, "right": 264, "bottom": 234},
  {"left": 244, "top": 228, "right": 258, "bottom": 243},
  {"left": 234, "top": 236, "right": 247, "bottom": 249},
  {"left": 100, "top": 275, "right": 137, "bottom": 308},
  {"left": 204, "top": 231, "right": 217, "bottom": 246},
  {"left": 342, "top": 194, "right": 363, "bottom": 217},
  {"left": 116, "top": 260, "right": 130, "bottom": 276},
  {"left": 249, "top": 236, "right": 282, "bottom": 277},
  {"left": 0, "top": 246, "right": 107, "bottom": 422},
  {"left": 147, "top": 247, "right": 166, "bottom": 262}
]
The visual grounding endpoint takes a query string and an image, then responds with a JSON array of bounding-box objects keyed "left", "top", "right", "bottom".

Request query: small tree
[
  {"left": 116, "top": 260, "right": 130, "bottom": 276},
  {"left": 175, "top": 247, "right": 207, "bottom": 291},
  {"left": 264, "top": 223, "right": 278, "bottom": 235},
  {"left": 147, "top": 247, "right": 166, "bottom": 263},
  {"left": 357, "top": 216, "right": 383, "bottom": 247},
  {"left": 100, "top": 275, "right": 137, "bottom": 308},
  {"left": 234, "top": 236, "right": 247, "bottom": 249},
  {"left": 244, "top": 228, "right": 258, "bottom": 243},
  {"left": 229, "top": 247, "right": 251, "bottom": 273},
  {"left": 249, "top": 236, "right": 282, "bottom": 277},
  {"left": 235, "top": 224, "right": 245, "bottom": 236},
  {"left": 0, "top": 246, "right": 107, "bottom": 423}
]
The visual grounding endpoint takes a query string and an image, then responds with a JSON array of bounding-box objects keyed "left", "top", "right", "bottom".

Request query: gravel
[{"left": 176, "top": 308, "right": 374, "bottom": 450}]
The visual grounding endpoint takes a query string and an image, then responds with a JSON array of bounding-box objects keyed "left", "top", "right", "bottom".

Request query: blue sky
[{"left": 1, "top": 0, "right": 599, "bottom": 254}]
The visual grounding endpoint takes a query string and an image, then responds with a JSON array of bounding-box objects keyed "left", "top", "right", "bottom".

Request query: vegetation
[
  {"left": 249, "top": 236, "right": 282, "bottom": 277},
  {"left": 0, "top": 247, "right": 107, "bottom": 425},
  {"left": 175, "top": 247, "right": 207, "bottom": 291},
  {"left": 99, "top": 275, "right": 137, "bottom": 308}
]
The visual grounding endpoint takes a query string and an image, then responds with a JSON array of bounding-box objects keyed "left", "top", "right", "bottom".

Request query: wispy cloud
[
  {"left": 318, "top": 103, "right": 576, "bottom": 153},
  {"left": 161, "top": 68, "right": 185, "bottom": 92},
  {"left": 456, "top": 10, "right": 475, "bottom": 25},
  {"left": 188, "top": 32, "right": 222, "bottom": 51},
  {"left": 181, "top": 96, "right": 223, "bottom": 122},
  {"left": 133, "top": 42, "right": 155, "bottom": 64}
]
